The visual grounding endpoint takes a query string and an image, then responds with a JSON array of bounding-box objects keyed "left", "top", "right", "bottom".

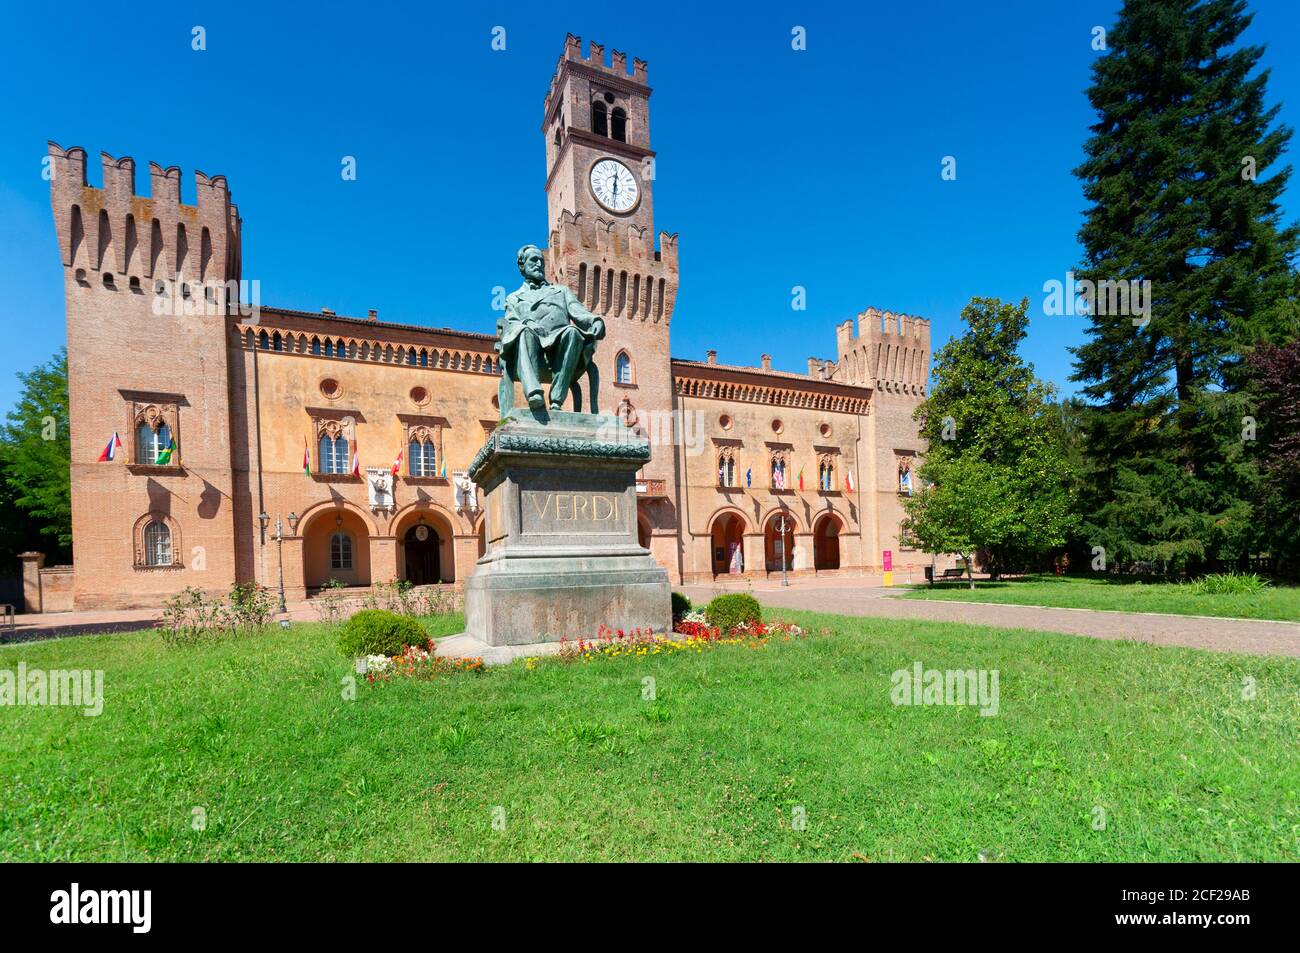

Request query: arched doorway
[
  {"left": 403, "top": 523, "right": 441, "bottom": 585},
  {"left": 764, "top": 512, "right": 796, "bottom": 573},
  {"left": 637, "top": 513, "right": 651, "bottom": 550},
  {"left": 302, "top": 506, "right": 372, "bottom": 590},
  {"left": 710, "top": 512, "right": 745, "bottom": 575},
  {"left": 814, "top": 514, "right": 841, "bottom": 571},
  {"left": 394, "top": 508, "right": 457, "bottom": 584}
]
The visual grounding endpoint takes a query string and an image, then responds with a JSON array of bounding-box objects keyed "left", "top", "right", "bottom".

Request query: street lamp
[
  {"left": 258, "top": 510, "right": 269, "bottom": 545},
  {"left": 273, "top": 514, "right": 287, "bottom": 614}
]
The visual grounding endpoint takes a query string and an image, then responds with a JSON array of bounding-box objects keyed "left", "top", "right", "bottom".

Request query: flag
[
  {"left": 155, "top": 437, "right": 177, "bottom": 466},
  {"left": 440, "top": 457, "right": 447, "bottom": 480},
  {"left": 350, "top": 440, "right": 360, "bottom": 478},
  {"left": 798, "top": 467, "right": 805, "bottom": 491},
  {"left": 745, "top": 467, "right": 752, "bottom": 488},
  {"left": 303, "top": 437, "right": 311, "bottom": 477},
  {"left": 96, "top": 431, "right": 122, "bottom": 462},
  {"left": 392, "top": 446, "right": 403, "bottom": 477},
  {"left": 846, "top": 469, "right": 855, "bottom": 493}
]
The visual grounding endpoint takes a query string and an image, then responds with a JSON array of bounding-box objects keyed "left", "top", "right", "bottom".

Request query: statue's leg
[
  {"left": 518, "top": 330, "right": 545, "bottom": 409},
  {"left": 547, "top": 327, "right": 585, "bottom": 409},
  {"left": 587, "top": 361, "right": 600, "bottom": 416},
  {"left": 569, "top": 382, "right": 583, "bottom": 413}
]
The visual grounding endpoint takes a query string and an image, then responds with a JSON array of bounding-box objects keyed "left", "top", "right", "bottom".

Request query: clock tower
[{"left": 541, "top": 34, "right": 680, "bottom": 574}]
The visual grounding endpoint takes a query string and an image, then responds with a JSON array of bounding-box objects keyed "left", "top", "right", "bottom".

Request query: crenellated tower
[
  {"left": 540, "top": 34, "right": 680, "bottom": 571},
  {"left": 833, "top": 306, "right": 931, "bottom": 396},
  {"left": 48, "top": 141, "right": 244, "bottom": 608}
]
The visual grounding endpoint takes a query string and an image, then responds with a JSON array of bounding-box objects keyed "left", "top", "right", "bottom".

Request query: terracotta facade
[{"left": 43, "top": 35, "right": 934, "bottom": 610}]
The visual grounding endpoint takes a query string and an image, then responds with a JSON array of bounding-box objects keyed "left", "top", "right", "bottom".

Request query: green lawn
[
  {"left": 901, "top": 573, "right": 1300, "bottom": 622},
  {"left": 2, "top": 611, "right": 1297, "bottom": 861}
]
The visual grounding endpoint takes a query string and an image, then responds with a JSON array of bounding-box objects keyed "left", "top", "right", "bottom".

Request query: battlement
[
  {"left": 545, "top": 208, "right": 678, "bottom": 324},
  {"left": 544, "top": 33, "right": 649, "bottom": 115},
  {"left": 48, "top": 141, "right": 241, "bottom": 286},
  {"left": 833, "top": 306, "right": 931, "bottom": 396}
]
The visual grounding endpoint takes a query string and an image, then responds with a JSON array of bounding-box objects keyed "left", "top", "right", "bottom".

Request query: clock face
[{"left": 590, "top": 158, "right": 639, "bottom": 213}]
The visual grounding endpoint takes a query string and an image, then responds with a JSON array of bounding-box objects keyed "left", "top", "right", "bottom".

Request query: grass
[
  {"left": 901, "top": 573, "right": 1300, "bottom": 622},
  {"left": 1, "top": 610, "right": 1297, "bottom": 861}
]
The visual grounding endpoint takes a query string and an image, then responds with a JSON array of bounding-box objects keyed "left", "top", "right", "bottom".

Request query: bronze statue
[{"left": 496, "top": 244, "right": 605, "bottom": 414}]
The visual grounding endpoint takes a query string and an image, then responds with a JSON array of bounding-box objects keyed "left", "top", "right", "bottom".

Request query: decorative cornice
[{"left": 469, "top": 432, "right": 650, "bottom": 480}]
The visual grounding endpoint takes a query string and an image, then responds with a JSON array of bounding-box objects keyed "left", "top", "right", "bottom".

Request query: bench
[
  {"left": 0, "top": 603, "right": 13, "bottom": 643},
  {"left": 940, "top": 568, "right": 966, "bottom": 579}
]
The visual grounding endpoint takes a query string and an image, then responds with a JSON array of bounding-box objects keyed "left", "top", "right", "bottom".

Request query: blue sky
[{"left": 2, "top": 0, "right": 1298, "bottom": 412}]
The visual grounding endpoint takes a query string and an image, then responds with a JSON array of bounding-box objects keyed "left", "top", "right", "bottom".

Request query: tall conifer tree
[{"left": 1071, "top": 0, "right": 1300, "bottom": 572}]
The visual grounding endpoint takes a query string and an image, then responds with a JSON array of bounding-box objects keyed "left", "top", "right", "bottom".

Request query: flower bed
[
  {"left": 361, "top": 640, "right": 485, "bottom": 683},
  {"left": 553, "top": 619, "right": 806, "bottom": 663}
]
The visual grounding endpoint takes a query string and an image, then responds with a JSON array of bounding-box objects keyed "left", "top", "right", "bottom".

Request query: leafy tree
[
  {"left": 1249, "top": 340, "right": 1300, "bottom": 572},
  {"left": 1070, "top": 0, "right": 1300, "bottom": 573},
  {"left": 0, "top": 349, "right": 71, "bottom": 564},
  {"left": 903, "top": 298, "right": 1077, "bottom": 587}
]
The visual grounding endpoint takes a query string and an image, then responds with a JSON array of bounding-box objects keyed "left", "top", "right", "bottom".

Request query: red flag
[
  {"left": 303, "top": 437, "right": 311, "bottom": 477},
  {"left": 350, "top": 441, "right": 360, "bottom": 478},
  {"left": 97, "top": 431, "right": 122, "bottom": 462},
  {"left": 392, "top": 446, "right": 403, "bottom": 477}
]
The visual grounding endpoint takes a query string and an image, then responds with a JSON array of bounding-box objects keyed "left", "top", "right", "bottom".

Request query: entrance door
[{"left": 404, "top": 523, "right": 440, "bottom": 585}]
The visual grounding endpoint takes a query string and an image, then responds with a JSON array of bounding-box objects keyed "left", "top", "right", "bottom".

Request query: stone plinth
[{"left": 464, "top": 408, "right": 671, "bottom": 646}]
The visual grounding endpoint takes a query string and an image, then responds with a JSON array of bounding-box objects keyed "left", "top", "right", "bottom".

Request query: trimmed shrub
[
  {"left": 671, "top": 592, "right": 692, "bottom": 617},
  {"left": 338, "top": 609, "right": 430, "bottom": 658},
  {"left": 704, "top": 593, "right": 761, "bottom": 633}
]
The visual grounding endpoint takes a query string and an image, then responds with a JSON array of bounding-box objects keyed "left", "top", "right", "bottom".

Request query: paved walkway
[
  {"left": 681, "top": 579, "right": 1300, "bottom": 658},
  {"left": 6, "top": 578, "right": 1297, "bottom": 659}
]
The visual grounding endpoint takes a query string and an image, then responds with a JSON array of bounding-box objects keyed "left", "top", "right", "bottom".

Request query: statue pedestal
[{"left": 464, "top": 408, "right": 671, "bottom": 646}]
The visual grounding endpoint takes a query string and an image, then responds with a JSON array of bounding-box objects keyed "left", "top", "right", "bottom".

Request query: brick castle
[{"left": 25, "top": 35, "right": 933, "bottom": 612}]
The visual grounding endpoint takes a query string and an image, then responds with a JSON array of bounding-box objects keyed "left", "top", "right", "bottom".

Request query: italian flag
[
  {"left": 392, "top": 446, "right": 403, "bottom": 477},
  {"left": 303, "top": 437, "right": 311, "bottom": 477},
  {"left": 798, "top": 467, "right": 805, "bottom": 491},
  {"left": 845, "top": 469, "right": 855, "bottom": 493},
  {"left": 97, "top": 431, "right": 122, "bottom": 462},
  {"left": 155, "top": 437, "right": 178, "bottom": 466},
  {"left": 350, "top": 441, "right": 360, "bottom": 478}
]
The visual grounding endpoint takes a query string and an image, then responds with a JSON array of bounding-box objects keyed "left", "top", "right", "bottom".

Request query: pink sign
[{"left": 883, "top": 550, "right": 893, "bottom": 572}]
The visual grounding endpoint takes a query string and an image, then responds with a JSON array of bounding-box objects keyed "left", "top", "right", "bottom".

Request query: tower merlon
[{"left": 48, "top": 141, "right": 240, "bottom": 283}]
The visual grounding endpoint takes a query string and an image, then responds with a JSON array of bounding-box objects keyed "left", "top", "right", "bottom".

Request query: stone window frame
[
  {"left": 305, "top": 407, "right": 364, "bottom": 482},
  {"left": 715, "top": 445, "right": 739, "bottom": 488},
  {"left": 765, "top": 442, "right": 793, "bottom": 493},
  {"left": 815, "top": 446, "right": 841, "bottom": 494},
  {"left": 614, "top": 349, "right": 635, "bottom": 387},
  {"left": 896, "top": 450, "right": 917, "bottom": 497},
  {"left": 122, "top": 392, "right": 185, "bottom": 474},
  {"left": 132, "top": 511, "right": 183, "bottom": 570},
  {"left": 399, "top": 414, "right": 449, "bottom": 484}
]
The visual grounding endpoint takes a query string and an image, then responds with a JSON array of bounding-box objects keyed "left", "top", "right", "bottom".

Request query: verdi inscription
[{"left": 522, "top": 490, "right": 623, "bottom": 533}]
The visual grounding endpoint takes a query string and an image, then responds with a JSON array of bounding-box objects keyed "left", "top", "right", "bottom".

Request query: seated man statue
[{"left": 496, "top": 244, "right": 606, "bottom": 414}]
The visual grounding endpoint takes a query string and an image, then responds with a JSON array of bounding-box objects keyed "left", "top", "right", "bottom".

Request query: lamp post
[{"left": 274, "top": 514, "right": 286, "bottom": 614}]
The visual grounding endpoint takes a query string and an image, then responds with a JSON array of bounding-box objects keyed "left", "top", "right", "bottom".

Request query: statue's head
[{"left": 516, "top": 244, "right": 546, "bottom": 284}]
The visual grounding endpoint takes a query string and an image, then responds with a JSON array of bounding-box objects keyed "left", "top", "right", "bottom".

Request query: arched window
[
  {"left": 610, "top": 107, "right": 627, "bottom": 142},
  {"left": 770, "top": 456, "right": 786, "bottom": 490},
  {"left": 330, "top": 532, "right": 353, "bottom": 570},
  {"left": 899, "top": 462, "right": 914, "bottom": 495},
  {"left": 144, "top": 520, "right": 172, "bottom": 566},
  {"left": 717, "top": 454, "right": 735, "bottom": 488},
  {"left": 616, "top": 351, "right": 632, "bottom": 384},
  {"left": 272, "top": 332, "right": 284, "bottom": 352},
  {"left": 136, "top": 421, "right": 172, "bottom": 465},
  {"left": 591, "top": 100, "right": 608, "bottom": 137},
  {"left": 409, "top": 438, "right": 437, "bottom": 477},
  {"left": 311, "top": 337, "right": 322, "bottom": 356},
  {"left": 258, "top": 330, "right": 269, "bottom": 350},
  {"left": 319, "top": 433, "right": 349, "bottom": 474},
  {"left": 820, "top": 460, "right": 835, "bottom": 491}
]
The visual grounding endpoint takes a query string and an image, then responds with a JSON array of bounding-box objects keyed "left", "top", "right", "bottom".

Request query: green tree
[
  {"left": 903, "top": 298, "right": 1077, "bottom": 588},
  {"left": 0, "top": 349, "right": 72, "bottom": 562},
  {"left": 1071, "top": 0, "right": 1300, "bottom": 573}
]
